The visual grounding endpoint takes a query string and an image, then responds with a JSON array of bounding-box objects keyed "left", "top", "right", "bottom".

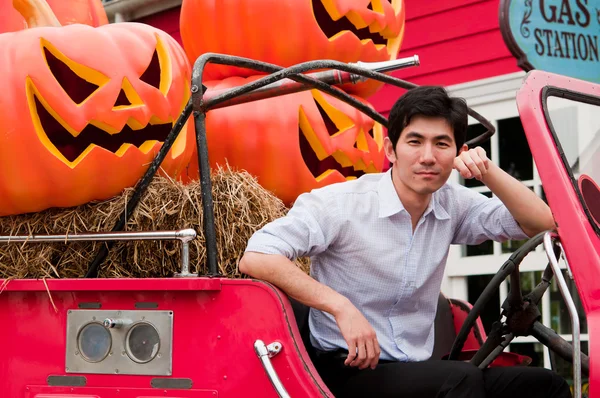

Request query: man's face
[{"left": 384, "top": 115, "right": 461, "bottom": 197}]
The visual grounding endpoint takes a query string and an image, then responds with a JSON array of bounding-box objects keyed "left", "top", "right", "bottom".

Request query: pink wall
[
  {"left": 136, "top": 1, "right": 522, "bottom": 115},
  {"left": 369, "top": 0, "right": 521, "bottom": 115}
]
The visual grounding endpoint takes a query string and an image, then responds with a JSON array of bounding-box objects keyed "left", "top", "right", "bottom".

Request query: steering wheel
[{"left": 447, "top": 231, "right": 590, "bottom": 374}]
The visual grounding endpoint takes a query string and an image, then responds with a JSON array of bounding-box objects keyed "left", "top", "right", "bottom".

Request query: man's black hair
[{"left": 387, "top": 86, "right": 468, "bottom": 154}]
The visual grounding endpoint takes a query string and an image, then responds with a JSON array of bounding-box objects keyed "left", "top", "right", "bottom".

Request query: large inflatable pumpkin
[
  {"left": 180, "top": 0, "right": 405, "bottom": 97},
  {"left": 183, "top": 76, "right": 386, "bottom": 205},
  {"left": 0, "top": 0, "right": 195, "bottom": 216},
  {"left": 0, "top": 0, "right": 108, "bottom": 33}
]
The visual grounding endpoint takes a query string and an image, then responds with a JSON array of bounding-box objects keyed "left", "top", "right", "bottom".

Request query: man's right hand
[
  {"left": 240, "top": 253, "right": 381, "bottom": 369},
  {"left": 333, "top": 300, "right": 381, "bottom": 370}
]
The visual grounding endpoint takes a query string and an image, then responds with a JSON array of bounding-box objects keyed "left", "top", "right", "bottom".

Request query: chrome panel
[{"left": 66, "top": 310, "right": 173, "bottom": 376}]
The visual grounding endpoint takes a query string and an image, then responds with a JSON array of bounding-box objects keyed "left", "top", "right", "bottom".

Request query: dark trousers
[{"left": 311, "top": 349, "right": 571, "bottom": 398}]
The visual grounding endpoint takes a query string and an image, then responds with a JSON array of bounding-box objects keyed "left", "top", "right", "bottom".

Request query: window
[
  {"left": 545, "top": 94, "right": 600, "bottom": 236},
  {"left": 462, "top": 116, "right": 533, "bottom": 258}
]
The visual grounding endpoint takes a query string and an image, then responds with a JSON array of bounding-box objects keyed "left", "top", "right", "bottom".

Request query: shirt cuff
[
  {"left": 500, "top": 207, "right": 530, "bottom": 241},
  {"left": 244, "top": 232, "right": 294, "bottom": 259}
]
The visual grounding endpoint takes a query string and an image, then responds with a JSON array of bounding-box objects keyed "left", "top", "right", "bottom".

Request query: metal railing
[
  {"left": 543, "top": 231, "right": 582, "bottom": 398},
  {"left": 0, "top": 229, "right": 197, "bottom": 277}
]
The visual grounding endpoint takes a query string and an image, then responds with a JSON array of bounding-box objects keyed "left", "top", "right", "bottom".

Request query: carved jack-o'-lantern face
[
  {"left": 30, "top": 37, "right": 184, "bottom": 166},
  {"left": 0, "top": 22, "right": 195, "bottom": 216},
  {"left": 311, "top": 0, "right": 404, "bottom": 59},
  {"left": 182, "top": 76, "right": 385, "bottom": 205},
  {"left": 180, "top": 0, "right": 405, "bottom": 97}
]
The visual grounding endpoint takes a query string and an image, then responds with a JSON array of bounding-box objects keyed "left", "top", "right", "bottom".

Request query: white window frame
[{"left": 439, "top": 71, "right": 586, "bottom": 370}]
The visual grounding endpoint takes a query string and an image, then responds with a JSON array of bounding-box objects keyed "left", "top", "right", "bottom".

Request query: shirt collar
[
  {"left": 377, "top": 168, "right": 450, "bottom": 220},
  {"left": 424, "top": 191, "right": 450, "bottom": 220},
  {"left": 378, "top": 169, "right": 404, "bottom": 218}
]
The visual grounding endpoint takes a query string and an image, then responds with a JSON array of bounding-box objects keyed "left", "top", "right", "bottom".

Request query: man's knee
[
  {"left": 441, "top": 361, "right": 485, "bottom": 392},
  {"left": 453, "top": 361, "right": 485, "bottom": 381}
]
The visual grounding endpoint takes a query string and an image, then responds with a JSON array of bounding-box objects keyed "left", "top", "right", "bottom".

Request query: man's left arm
[{"left": 454, "top": 147, "right": 555, "bottom": 237}]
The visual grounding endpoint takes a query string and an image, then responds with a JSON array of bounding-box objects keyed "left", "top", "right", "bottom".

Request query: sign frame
[
  {"left": 499, "top": 0, "right": 536, "bottom": 71},
  {"left": 498, "top": 0, "right": 599, "bottom": 80}
]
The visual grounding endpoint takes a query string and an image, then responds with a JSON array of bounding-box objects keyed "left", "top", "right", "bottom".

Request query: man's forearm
[
  {"left": 239, "top": 252, "right": 352, "bottom": 316},
  {"left": 481, "top": 163, "right": 555, "bottom": 237}
]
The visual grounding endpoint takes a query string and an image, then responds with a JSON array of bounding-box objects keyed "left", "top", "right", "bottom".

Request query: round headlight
[
  {"left": 125, "top": 322, "right": 160, "bottom": 363},
  {"left": 77, "top": 322, "right": 112, "bottom": 363}
]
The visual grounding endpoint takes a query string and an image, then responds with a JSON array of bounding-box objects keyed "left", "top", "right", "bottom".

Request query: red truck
[{"left": 0, "top": 55, "right": 597, "bottom": 397}]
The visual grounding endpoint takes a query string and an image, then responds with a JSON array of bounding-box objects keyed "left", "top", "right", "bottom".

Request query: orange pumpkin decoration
[
  {"left": 0, "top": 0, "right": 108, "bottom": 33},
  {"left": 183, "top": 76, "right": 386, "bottom": 205},
  {"left": 0, "top": 0, "right": 195, "bottom": 216},
  {"left": 179, "top": 0, "right": 405, "bottom": 97}
]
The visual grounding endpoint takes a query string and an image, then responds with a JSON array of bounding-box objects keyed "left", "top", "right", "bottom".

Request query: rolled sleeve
[
  {"left": 245, "top": 191, "right": 339, "bottom": 261},
  {"left": 452, "top": 187, "right": 529, "bottom": 245}
]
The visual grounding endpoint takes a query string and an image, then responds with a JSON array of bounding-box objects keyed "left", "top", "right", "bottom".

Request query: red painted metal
[
  {"left": 2, "top": 278, "right": 222, "bottom": 292},
  {"left": 0, "top": 278, "right": 333, "bottom": 397},
  {"left": 25, "top": 386, "right": 215, "bottom": 397},
  {"left": 516, "top": 70, "right": 600, "bottom": 396},
  {"left": 0, "top": 275, "right": 533, "bottom": 398},
  {"left": 0, "top": 278, "right": 507, "bottom": 397},
  {"left": 449, "top": 298, "right": 488, "bottom": 350}
]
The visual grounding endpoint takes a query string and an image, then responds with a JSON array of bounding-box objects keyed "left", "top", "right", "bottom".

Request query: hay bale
[{"left": 0, "top": 166, "right": 309, "bottom": 279}]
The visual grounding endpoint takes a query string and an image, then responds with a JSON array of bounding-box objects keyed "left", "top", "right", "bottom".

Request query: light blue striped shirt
[{"left": 245, "top": 169, "right": 528, "bottom": 362}]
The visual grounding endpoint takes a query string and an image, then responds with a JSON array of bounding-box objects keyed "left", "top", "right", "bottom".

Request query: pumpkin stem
[{"left": 13, "top": 0, "right": 61, "bottom": 28}]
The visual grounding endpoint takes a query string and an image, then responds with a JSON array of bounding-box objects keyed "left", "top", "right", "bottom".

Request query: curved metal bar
[
  {"left": 205, "top": 55, "right": 421, "bottom": 110},
  {"left": 194, "top": 55, "right": 494, "bottom": 147},
  {"left": 543, "top": 232, "right": 581, "bottom": 398},
  {"left": 192, "top": 54, "right": 388, "bottom": 126},
  {"left": 192, "top": 110, "right": 219, "bottom": 276},
  {"left": 254, "top": 340, "right": 290, "bottom": 398},
  {"left": 3, "top": 229, "right": 197, "bottom": 278}
]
